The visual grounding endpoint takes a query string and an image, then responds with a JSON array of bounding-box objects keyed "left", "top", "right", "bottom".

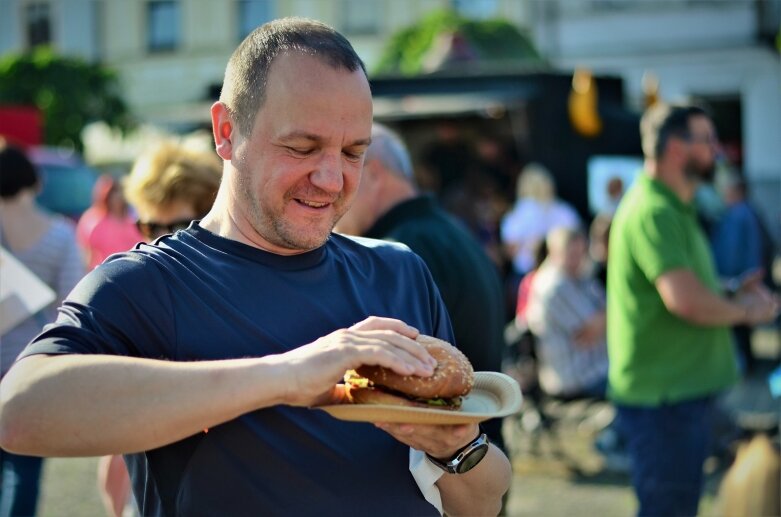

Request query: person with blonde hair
[
  {"left": 124, "top": 141, "right": 222, "bottom": 241},
  {"left": 501, "top": 163, "right": 580, "bottom": 277},
  {"left": 515, "top": 162, "right": 555, "bottom": 202},
  {"left": 500, "top": 162, "right": 580, "bottom": 308}
]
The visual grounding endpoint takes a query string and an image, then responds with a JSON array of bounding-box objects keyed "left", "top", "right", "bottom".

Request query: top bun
[{"left": 355, "top": 335, "right": 474, "bottom": 399}]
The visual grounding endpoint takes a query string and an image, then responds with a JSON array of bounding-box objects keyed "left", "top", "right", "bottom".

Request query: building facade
[{"left": 0, "top": 0, "right": 527, "bottom": 127}]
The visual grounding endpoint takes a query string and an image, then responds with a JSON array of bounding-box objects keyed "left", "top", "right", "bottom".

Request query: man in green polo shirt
[{"left": 607, "top": 103, "right": 779, "bottom": 516}]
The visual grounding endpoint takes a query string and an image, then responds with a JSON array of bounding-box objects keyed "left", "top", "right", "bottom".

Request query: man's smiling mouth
[{"left": 296, "top": 199, "right": 329, "bottom": 208}]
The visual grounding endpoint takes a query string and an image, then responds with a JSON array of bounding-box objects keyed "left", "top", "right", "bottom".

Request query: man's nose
[{"left": 310, "top": 151, "right": 343, "bottom": 193}]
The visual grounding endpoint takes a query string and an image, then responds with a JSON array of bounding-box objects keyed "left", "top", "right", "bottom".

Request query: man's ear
[{"left": 211, "top": 102, "right": 235, "bottom": 160}]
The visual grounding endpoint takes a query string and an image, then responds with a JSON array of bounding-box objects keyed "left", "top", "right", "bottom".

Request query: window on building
[
  {"left": 147, "top": 0, "right": 179, "bottom": 52},
  {"left": 451, "top": 0, "right": 498, "bottom": 20},
  {"left": 238, "top": 0, "right": 275, "bottom": 40},
  {"left": 25, "top": 2, "right": 52, "bottom": 48},
  {"left": 342, "top": 0, "right": 379, "bottom": 35}
]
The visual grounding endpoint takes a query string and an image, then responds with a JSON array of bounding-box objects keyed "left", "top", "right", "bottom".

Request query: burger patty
[{"left": 344, "top": 382, "right": 463, "bottom": 410}]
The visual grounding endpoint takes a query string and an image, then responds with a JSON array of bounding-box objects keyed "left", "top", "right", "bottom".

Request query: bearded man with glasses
[{"left": 606, "top": 103, "right": 780, "bottom": 516}]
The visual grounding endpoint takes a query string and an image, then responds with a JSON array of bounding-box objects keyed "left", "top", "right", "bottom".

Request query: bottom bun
[{"left": 344, "top": 385, "right": 458, "bottom": 410}]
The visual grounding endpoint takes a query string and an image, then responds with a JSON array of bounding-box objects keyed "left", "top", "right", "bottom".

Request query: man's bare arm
[
  {"left": 0, "top": 317, "right": 435, "bottom": 457},
  {"left": 0, "top": 353, "right": 288, "bottom": 456},
  {"left": 435, "top": 444, "right": 512, "bottom": 516},
  {"left": 656, "top": 269, "right": 778, "bottom": 326}
]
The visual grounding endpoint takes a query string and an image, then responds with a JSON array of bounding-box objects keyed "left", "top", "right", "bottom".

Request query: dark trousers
[
  {"left": 0, "top": 449, "right": 43, "bottom": 517},
  {"left": 617, "top": 396, "right": 714, "bottom": 517},
  {"left": 733, "top": 325, "right": 754, "bottom": 374}
]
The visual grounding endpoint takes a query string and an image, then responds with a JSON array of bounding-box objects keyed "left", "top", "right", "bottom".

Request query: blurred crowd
[
  {"left": 1, "top": 98, "right": 779, "bottom": 516},
  {"left": 0, "top": 137, "right": 222, "bottom": 517},
  {"left": 380, "top": 105, "right": 780, "bottom": 515}
]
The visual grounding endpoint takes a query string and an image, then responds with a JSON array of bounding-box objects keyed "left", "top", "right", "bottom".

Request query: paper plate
[{"left": 315, "top": 371, "right": 522, "bottom": 424}]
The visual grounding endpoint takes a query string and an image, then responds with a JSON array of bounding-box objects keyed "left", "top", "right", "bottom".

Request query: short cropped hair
[
  {"left": 640, "top": 103, "right": 709, "bottom": 159},
  {"left": 0, "top": 139, "right": 39, "bottom": 199},
  {"left": 219, "top": 17, "right": 366, "bottom": 137},
  {"left": 124, "top": 142, "right": 222, "bottom": 217},
  {"left": 366, "top": 124, "right": 415, "bottom": 181}
]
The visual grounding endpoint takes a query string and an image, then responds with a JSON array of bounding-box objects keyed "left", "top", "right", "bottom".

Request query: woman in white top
[{"left": 501, "top": 163, "right": 580, "bottom": 277}]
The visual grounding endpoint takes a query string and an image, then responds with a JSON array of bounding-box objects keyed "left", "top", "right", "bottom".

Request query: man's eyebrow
[
  {"left": 278, "top": 131, "right": 322, "bottom": 143},
  {"left": 277, "top": 131, "right": 371, "bottom": 147},
  {"left": 349, "top": 137, "right": 372, "bottom": 147}
]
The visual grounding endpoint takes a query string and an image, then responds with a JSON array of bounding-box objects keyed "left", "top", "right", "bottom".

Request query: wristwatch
[{"left": 425, "top": 427, "right": 490, "bottom": 474}]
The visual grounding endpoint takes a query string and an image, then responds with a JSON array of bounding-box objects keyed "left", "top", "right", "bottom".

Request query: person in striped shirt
[{"left": 525, "top": 226, "right": 608, "bottom": 399}]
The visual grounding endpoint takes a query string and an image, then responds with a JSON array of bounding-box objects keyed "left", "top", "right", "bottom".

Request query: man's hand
[
  {"left": 373, "top": 422, "right": 479, "bottom": 459},
  {"left": 736, "top": 286, "right": 781, "bottom": 325},
  {"left": 573, "top": 312, "right": 606, "bottom": 347},
  {"left": 275, "top": 317, "right": 437, "bottom": 407},
  {"left": 728, "top": 268, "right": 771, "bottom": 292}
]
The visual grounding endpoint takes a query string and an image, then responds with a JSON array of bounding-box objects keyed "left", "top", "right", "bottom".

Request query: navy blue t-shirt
[{"left": 20, "top": 224, "right": 454, "bottom": 516}]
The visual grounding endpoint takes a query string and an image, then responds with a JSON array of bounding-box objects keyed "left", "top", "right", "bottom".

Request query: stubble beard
[
  {"left": 237, "top": 178, "right": 338, "bottom": 252},
  {"left": 684, "top": 156, "right": 716, "bottom": 184}
]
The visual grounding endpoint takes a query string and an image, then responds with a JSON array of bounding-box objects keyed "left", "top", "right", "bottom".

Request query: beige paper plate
[{"left": 315, "top": 371, "right": 522, "bottom": 424}]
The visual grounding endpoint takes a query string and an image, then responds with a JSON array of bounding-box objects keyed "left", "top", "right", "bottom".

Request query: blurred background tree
[
  {"left": 0, "top": 47, "right": 133, "bottom": 152},
  {"left": 374, "top": 9, "right": 544, "bottom": 76}
]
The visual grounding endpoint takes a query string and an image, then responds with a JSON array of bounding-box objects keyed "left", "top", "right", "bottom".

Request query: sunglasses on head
[{"left": 136, "top": 219, "right": 192, "bottom": 239}]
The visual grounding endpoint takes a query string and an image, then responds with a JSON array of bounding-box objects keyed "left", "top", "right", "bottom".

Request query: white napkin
[{"left": 409, "top": 448, "right": 444, "bottom": 515}]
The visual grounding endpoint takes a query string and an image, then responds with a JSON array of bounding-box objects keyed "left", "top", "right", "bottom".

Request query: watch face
[{"left": 456, "top": 444, "right": 489, "bottom": 474}]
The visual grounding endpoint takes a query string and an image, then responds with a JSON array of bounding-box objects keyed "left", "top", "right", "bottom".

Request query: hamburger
[{"left": 344, "top": 335, "right": 474, "bottom": 410}]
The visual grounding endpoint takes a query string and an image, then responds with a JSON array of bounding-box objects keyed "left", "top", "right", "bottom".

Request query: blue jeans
[
  {"left": 0, "top": 450, "right": 44, "bottom": 517},
  {"left": 616, "top": 396, "right": 714, "bottom": 517}
]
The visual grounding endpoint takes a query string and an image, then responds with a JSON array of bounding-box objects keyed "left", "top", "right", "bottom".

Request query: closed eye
[
  {"left": 288, "top": 147, "right": 315, "bottom": 157},
  {"left": 343, "top": 147, "right": 367, "bottom": 162}
]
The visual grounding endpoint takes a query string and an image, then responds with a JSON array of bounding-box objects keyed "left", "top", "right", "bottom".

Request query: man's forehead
[
  {"left": 689, "top": 114, "right": 715, "bottom": 132},
  {"left": 253, "top": 49, "right": 372, "bottom": 136}
]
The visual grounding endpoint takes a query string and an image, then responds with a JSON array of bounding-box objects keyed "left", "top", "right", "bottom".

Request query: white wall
[
  {"left": 548, "top": 3, "right": 757, "bottom": 58},
  {"left": 0, "top": 1, "right": 20, "bottom": 52}
]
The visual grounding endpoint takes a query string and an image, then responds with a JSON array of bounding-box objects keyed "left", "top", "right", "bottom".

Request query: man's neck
[{"left": 200, "top": 191, "right": 308, "bottom": 256}]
